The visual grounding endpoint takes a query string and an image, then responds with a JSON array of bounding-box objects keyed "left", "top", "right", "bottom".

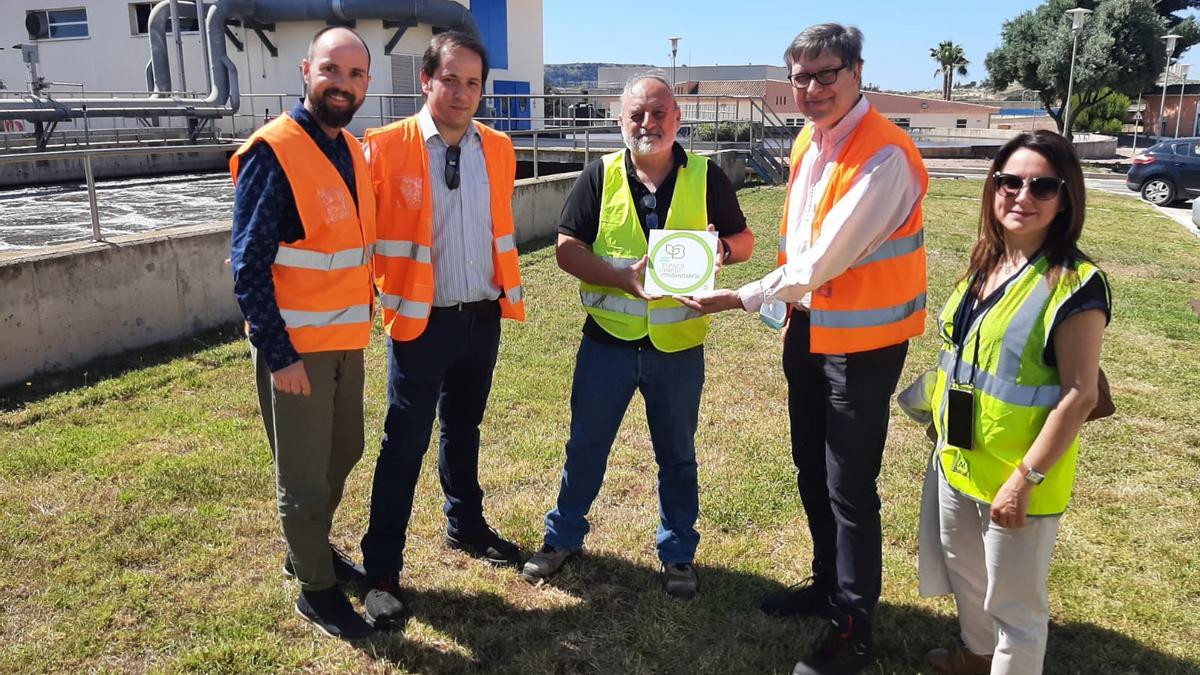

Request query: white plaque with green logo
[{"left": 644, "top": 230, "right": 718, "bottom": 296}]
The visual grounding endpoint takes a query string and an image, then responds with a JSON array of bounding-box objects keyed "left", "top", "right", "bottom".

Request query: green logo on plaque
[{"left": 647, "top": 231, "right": 715, "bottom": 295}]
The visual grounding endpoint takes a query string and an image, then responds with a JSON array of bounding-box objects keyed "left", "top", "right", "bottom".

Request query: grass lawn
[{"left": 2, "top": 179, "right": 1198, "bottom": 674}]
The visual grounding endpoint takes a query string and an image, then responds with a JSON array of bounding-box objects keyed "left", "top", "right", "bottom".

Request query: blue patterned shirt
[{"left": 230, "top": 101, "right": 358, "bottom": 372}]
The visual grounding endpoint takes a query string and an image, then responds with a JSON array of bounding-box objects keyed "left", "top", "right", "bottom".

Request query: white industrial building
[{"left": 0, "top": 0, "right": 543, "bottom": 137}]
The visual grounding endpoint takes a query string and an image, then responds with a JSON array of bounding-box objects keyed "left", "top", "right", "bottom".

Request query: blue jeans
[{"left": 544, "top": 334, "right": 704, "bottom": 563}]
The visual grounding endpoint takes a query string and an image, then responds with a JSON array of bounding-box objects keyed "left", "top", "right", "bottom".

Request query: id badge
[
  {"left": 946, "top": 383, "right": 974, "bottom": 450},
  {"left": 760, "top": 298, "right": 787, "bottom": 331}
]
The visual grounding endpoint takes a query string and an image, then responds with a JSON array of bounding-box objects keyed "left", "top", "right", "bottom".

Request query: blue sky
[{"left": 543, "top": 1, "right": 1190, "bottom": 91}]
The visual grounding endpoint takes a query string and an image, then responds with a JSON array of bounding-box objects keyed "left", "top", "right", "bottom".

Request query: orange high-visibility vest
[
  {"left": 363, "top": 117, "right": 525, "bottom": 341},
  {"left": 778, "top": 106, "right": 928, "bottom": 354},
  {"left": 230, "top": 113, "right": 377, "bottom": 354}
]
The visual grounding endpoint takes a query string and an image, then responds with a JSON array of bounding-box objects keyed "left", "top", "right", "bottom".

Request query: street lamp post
[
  {"left": 1176, "top": 63, "right": 1191, "bottom": 137},
  {"left": 669, "top": 37, "right": 682, "bottom": 88},
  {"left": 1159, "top": 34, "right": 1182, "bottom": 139},
  {"left": 1062, "top": 8, "right": 1093, "bottom": 138},
  {"left": 1132, "top": 93, "right": 1143, "bottom": 153}
]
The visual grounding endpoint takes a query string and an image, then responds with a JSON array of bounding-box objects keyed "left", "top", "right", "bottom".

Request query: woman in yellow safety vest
[{"left": 921, "top": 130, "right": 1111, "bottom": 675}]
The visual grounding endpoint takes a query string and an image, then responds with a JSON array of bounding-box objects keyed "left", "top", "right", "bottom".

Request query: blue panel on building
[{"left": 471, "top": 0, "right": 509, "bottom": 71}]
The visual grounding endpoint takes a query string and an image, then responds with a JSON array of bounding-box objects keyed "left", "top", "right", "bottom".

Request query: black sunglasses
[
  {"left": 641, "top": 192, "right": 660, "bottom": 229},
  {"left": 789, "top": 63, "right": 847, "bottom": 88},
  {"left": 992, "top": 172, "right": 1065, "bottom": 201},
  {"left": 445, "top": 145, "right": 461, "bottom": 190}
]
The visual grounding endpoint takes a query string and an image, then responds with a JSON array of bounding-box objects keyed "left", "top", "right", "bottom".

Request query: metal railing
[{"left": 0, "top": 144, "right": 233, "bottom": 243}]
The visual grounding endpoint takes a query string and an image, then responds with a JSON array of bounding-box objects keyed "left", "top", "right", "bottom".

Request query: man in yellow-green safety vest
[{"left": 519, "top": 73, "right": 755, "bottom": 599}]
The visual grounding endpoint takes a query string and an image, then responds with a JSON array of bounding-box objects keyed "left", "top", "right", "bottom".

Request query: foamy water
[{"left": 0, "top": 172, "right": 234, "bottom": 250}]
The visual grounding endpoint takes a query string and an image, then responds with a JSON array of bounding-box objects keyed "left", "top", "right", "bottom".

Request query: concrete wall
[
  {"left": 2, "top": 146, "right": 234, "bottom": 187},
  {"left": 0, "top": 224, "right": 240, "bottom": 388}
]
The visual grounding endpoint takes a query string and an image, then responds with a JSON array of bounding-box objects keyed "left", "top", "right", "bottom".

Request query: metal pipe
[
  {"left": 196, "top": 0, "right": 212, "bottom": 91},
  {"left": 83, "top": 155, "right": 102, "bottom": 241},
  {"left": 169, "top": 0, "right": 188, "bottom": 92}
]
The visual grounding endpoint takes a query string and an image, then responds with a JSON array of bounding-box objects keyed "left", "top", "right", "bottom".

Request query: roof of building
[
  {"left": 864, "top": 91, "right": 1001, "bottom": 114},
  {"left": 690, "top": 79, "right": 775, "bottom": 97}
]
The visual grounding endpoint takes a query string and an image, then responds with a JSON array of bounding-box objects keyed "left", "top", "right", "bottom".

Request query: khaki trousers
[
  {"left": 253, "top": 347, "right": 365, "bottom": 591},
  {"left": 938, "top": 472, "right": 1061, "bottom": 675}
]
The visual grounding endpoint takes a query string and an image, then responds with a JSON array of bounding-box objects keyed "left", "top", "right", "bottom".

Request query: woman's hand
[{"left": 990, "top": 469, "right": 1032, "bottom": 528}]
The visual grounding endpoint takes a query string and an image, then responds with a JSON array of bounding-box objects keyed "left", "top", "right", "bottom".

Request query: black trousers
[
  {"left": 361, "top": 300, "right": 502, "bottom": 579},
  {"left": 782, "top": 311, "right": 908, "bottom": 626}
]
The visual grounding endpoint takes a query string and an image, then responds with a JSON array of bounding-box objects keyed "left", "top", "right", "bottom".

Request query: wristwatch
[
  {"left": 1020, "top": 462, "right": 1046, "bottom": 485},
  {"left": 718, "top": 238, "right": 731, "bottom": 263}
]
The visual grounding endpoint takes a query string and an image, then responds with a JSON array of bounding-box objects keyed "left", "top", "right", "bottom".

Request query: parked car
[{"left": 1127, "top": 137, "right": 1200, "bottom": 205}]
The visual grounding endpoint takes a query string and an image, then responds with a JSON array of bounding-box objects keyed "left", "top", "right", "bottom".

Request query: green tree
[
  {"left": 930, "top": 41, "right": 969, "bottom": 101},
  {"left": 1071, "top": 88, "right": 1130, "bottom": 134},
  {"left": 986, "top": 0, "right": 1176, "bottom": 140}
]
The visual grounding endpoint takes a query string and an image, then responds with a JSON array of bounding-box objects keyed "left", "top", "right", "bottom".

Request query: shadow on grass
[
  {"left": 0, "top": 322, "right": 244, "bottom": 414},
  {"left": 346, "top": 552, "right": 1200, "bottom": 674}
]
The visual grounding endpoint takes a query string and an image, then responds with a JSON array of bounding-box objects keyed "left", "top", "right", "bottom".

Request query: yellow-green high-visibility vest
[
  {"left": 579, "top": 150, "right": 712, "bottom": 352},
  {"left": 932, "top": 255, "right": 1109, "bottom": 515}
]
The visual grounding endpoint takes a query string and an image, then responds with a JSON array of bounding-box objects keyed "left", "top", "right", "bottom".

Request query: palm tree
[{"left": 930, "top": 41, "right": 969, "bottom": 101}]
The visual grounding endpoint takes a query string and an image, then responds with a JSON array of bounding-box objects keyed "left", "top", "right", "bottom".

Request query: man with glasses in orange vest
[
  {"left": 229, "top": 26, "right": 376, "bottom": 640},
  {"left": 357, "top": 31, "right": 525, "bottom": 630},
  {"left": 682, "top": 23, "right": 928, "bottom": 675}
]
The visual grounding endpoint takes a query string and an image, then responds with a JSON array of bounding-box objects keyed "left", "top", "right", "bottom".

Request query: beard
[
  {"left": 309, "top": 87, "right": 363, "bottom": 129},
  {"left": 621, "top": 127, "right": 662, "bottom": 156}
]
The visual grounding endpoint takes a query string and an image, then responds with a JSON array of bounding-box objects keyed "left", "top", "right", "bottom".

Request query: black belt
[{"left": 430, "top": 299, "right": 499, "bottom": 313}]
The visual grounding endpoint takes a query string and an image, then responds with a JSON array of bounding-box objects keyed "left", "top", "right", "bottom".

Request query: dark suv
[{"left": 1127, "top": 137, "right": 1200, "bottom": 205}]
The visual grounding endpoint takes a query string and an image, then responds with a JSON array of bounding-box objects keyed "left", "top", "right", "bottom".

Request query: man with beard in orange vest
[
  {"left": 357, "top": 31, "right": 525, "bottom": 630},
  {"left": 229, "top": 26, "right": 376, "bottom": 640}
]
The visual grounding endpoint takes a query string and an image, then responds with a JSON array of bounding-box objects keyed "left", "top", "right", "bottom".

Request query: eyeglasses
[
  {"left": 445, "top": 145, "right": 461, "bottom": 190},
  {"left": 992, "top": 172, "right": 1065, "bottom": 201},
  {"left": 641, "top": 192, "right": 660, "bottom": 230},
  {"left": 789, "top": 63, "right": 848, "bottom": 88}
]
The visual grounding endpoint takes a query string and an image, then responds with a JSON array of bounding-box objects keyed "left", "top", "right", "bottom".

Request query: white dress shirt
[
  {"left": 738, "top": 96, "right": 924, "bottom": 313},
  {"left": 416, "top": 105, "right": 501, "bottom": 307}
]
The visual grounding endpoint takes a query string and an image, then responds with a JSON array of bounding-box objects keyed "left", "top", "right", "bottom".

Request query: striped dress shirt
[{"left": 416, "top": 106, "right": 501, "bottom": 307}]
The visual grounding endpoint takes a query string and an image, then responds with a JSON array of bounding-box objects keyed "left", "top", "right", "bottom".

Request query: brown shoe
[{"left": 925, "top": 646, "right": 992, "bottom": 675}]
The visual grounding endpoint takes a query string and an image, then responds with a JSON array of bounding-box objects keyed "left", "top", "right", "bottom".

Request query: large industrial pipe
[{"left": 0, "top": 0, "right": 480, "bottom": 125}]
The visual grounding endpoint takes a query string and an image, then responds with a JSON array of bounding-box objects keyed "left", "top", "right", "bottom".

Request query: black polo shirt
[{"left": 557, "top": 143, "right": 748, "bottom": 348}]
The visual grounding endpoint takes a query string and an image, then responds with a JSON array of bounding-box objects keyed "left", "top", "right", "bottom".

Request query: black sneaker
[
  {"left": 294, "top": 586, "right": 373, "bottom": 641},
  {"left": 791, "top": 612, "right": 874, "bottom": 675},
  {"left": 282, "top": 544, "right": 367, "bottom": 585},
  {"left": 363, "top": 575, "right": 407, "bottom": 631},
  {"left": 761, "top": 576, "right": 835, "bottom": 617},
  {"left": 445, "top": 527, "right": 522, "bottom": 567}
]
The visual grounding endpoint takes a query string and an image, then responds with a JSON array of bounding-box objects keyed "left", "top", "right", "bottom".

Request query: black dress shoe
[
  {"left": 363, "top": 575, "right": 407, "bottom": 631},
  {"left": 761, "top": 576, "right": 835, "bottom": 617},
  {"left": 445, "top": 527, "right": 522, "bottom": 567},
  {"left": 282, "top": 543, "right": 367, "bottom": 584},
  {"left": 295, "top": 586, "right": 373, "bottom": 641}
]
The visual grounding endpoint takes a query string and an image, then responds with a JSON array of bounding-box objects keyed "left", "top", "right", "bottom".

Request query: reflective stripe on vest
[
  {"left": 379, "top": 292, "right": 432, "bottom": 319},
  {"left": 580, "top": 149, "right": 711, "bottom": 352},
  {"left": 365, "top": 116, "right": 525, "bottom": 342},
  {"left": 932, "top": 256, "right": 1105, "bottom": 515},
  {"left": 275, "top": 245, "right": 371, "bottom": 271},
  {"left": 229, "top": 113, "right": 376, "bottom": 353},
  {"left": 376, "top": 239, "right": 433, "bottom": 264},
  {"left": 811, "top": 293, "right": 927, "bottom": 328},
  {"left": 280, "top": 304, "right": 372, "bottom": 328},
  {"left": 777, "top": 107, "right": 928, "bottom": 354}
]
